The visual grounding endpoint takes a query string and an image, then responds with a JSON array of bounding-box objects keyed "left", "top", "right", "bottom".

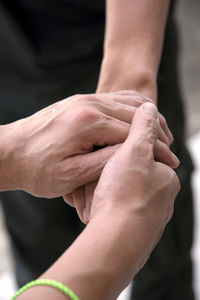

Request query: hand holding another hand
[
  {"left": 84, "top": 103, "right": 180, "bottom": 273},
  {"left": 0, "top": 91, "right": 174, "bottom": 199},
  {"left": 60, "top": 103, "right": 180, "bottom": 299},
  {"left": 65, "top": 100, "right": 179, "bottom": 224}
]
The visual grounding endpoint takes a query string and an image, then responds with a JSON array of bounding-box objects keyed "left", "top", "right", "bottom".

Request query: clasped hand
[
  {"left": 1, "top": 90, "right": 174, "bottom": 199},
  {"left": 0, "top": 90, "right": 180, "bottom": 272}
]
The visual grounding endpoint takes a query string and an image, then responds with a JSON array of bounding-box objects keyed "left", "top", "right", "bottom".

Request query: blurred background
[{"left": 0, "top": 0, "right": 199, "bottom": 299}]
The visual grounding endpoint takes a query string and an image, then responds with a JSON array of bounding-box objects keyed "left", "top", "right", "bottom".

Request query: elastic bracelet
[{"left": 10, "top": 278, "right": 80, "bottom": 300}]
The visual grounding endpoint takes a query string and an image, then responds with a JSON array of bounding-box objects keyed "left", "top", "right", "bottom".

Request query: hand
[
  {"left": 0, "top": 91, "right": 145, "bottom": 197},
  {"left": 90, "top": 103, "right": 180, "bottom": 271},
  {"left": 65, "top": 103, "right": 180, "bottom": 293},
  {"left": 64, "top": 99, "right": 179, "bottom": 223},
  {"left": 90, "top": 103, "right": 180, "bottom": 270},
  {"left": 19, "top": 103, "right": 180, "bottom": 300},
  {"left": 68, "top": 104, "right": 179, "bottom": 232},
  {"left": 0, "top": 90, "right": 173, "bottom": 198}
]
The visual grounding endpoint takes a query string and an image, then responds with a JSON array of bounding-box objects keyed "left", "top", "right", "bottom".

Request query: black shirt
[{"left": 0, "top": 1, "right": 105, "bottom": 120}]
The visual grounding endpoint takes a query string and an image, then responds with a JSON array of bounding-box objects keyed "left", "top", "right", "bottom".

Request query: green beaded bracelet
[{"left": 10, "top": 278, "right": 80, "bottom": 300}]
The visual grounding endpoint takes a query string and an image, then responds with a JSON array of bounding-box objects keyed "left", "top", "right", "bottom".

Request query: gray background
[{"left": 177, "top": 0, "right": 200, "bottom": 136}]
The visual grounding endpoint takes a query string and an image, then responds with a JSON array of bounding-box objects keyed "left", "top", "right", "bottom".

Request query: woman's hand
[
  {"left": 42, "top": 103, "right": 180, "bottom": 300},
  {"left": 90, "top": 103, "right": 180, "bottom": 273},
  {"left": 70, "top": 103, "right": 180, "bottom": 253}
]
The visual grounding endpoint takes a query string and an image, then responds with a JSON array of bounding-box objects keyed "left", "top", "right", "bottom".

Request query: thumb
[{"left": 124, "top": 102, "right": 159, "bottom": 159}]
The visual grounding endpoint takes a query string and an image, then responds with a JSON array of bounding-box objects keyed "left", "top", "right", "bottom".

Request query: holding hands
[
  {"left": 5, "top": 91, "right": 180, "bottom": 300},
  {"left": 66, "top": 102, "right": 180, "bottom": 269},
  {"left": 0, "top": 90, "right": 180, "bottom": 257},
  {"left": 0, "top": 90, "right": 175, "bottom": 199},
  {"left": 41, "top": 102, "right": 180, "bottom": 300},
  {"left": 63, "top": 93, "right": 179, "bottom": 224}
]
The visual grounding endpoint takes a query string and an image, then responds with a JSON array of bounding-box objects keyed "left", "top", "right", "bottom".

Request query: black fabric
[
  {"left": 0, "top": 0, "right": 104, "bottom": 122},
  {"left": 130, "top": 3, "right": 194, "bottom": 299},
  {"left": 0, "top": 1, "right": 194, "bottom": 299}
]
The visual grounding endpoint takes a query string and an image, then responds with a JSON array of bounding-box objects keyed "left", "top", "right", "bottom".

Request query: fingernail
[
  {"left": 83, "top": 208, "right": 88, "bottom": 223},
  {"left": 142, "top": 103, "right": 158, "bottom": 119}
]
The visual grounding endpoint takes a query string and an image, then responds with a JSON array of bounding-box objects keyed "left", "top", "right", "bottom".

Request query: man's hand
[
  {"left": 64, "top": 96, "right": 178, "bottom": 223},
  {"left": 0, "top": 91, "right": 171, "bottom": 198}
]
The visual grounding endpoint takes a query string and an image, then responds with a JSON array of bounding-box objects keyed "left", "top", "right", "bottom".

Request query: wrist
[
  {"left": 65, "top": 209, "right": 140, "bottom": 300},
  {"left": 90, "top": 201, "right": 150, "bottom": 273},
  {"left": 90, "top": 199, "right": 159, "bottom": 274},
  {"left": 97, "top": 55, "right": 157, "bottom": 102},
  {"left": 0, "top": 120, "right": 25, "bottom": 191}
]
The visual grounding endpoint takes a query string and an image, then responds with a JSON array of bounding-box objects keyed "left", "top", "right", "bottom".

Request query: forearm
[
  {"left": 97, "top": 0, "right": 170, "bottom": 100},
  {"left": 43, "top": 209, "right": 140, "bottom": 300},
  {"left": 0, "top": 121, "right": 24, "bottom": 191},
  {"left": 18, "top": 206, "right": 152, "bottom": 300},
  {"left": 12, "top": 102, "right": 179, "bottom": 300}
]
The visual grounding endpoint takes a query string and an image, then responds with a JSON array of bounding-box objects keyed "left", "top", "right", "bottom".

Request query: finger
[
  {"left": 90, "top": 116, "right": 130, "bottom": 147},
  {"left": 91, "top": 93, "right": 139, "bottom": 123},
  {"left": 67, "top": 144, "right": 121, "bottom": 192},
  {"left": 98, "top": 90, "right": 144, "bottom": 98},
  {"left": 98, "top": 94, "right": 171, "bottom": 146},
  {"left": 63, "top": 193, "right": 75, "bottom": 207},
  {"left": 123, "top": 102, "right": 159, "bottom": 160},
  {"left": 110, "top": 92, "right": 173, "bottom": 146},
  {"left": 158, "top": 120, "right": 171, "bottom": 146},
  {"left": 85, "top": 181, "right": 97, "bottom": 221},
  {"left": 155, "top": 164, "right": 180, "bottom": 222},
  {"left": 101, "top": 99, "right": 170, "bottom": 147},
  {"left": 106, "top": 90, "right": 142, "bottom": 96},
  {"left": 97, "top": 101, "right": 137, "bottom": 124},
  {"left": 114, "top": 96, "right": 146, "bottom": 108},
  {"left": 73, "top": 186, "right": 88, "bottom": 224},
  {"left": 159, "top": 114, "right": 174, "bottom": 145},
  {"left": 154, "top": 140, "right": 180, "bottom": 168},
  {"left": 106, "top": 90, "right": 155, "bottom": 108},
  {"left": 79, "top": 93, "right": 171, "bottom": 147}
]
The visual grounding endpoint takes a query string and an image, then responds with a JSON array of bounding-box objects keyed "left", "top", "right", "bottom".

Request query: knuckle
[
  {"left": 132, "top": 140, "right": 152, "bottom": 160},
  {"left": 142, "top": 117, "right": 158, "bottom": 143},
  {"left": 76, "top": 93, "right": 94, "bottom": 101},
  {"left": 133, "top": 140, "right": 148, "bottom": 152},
  {"left": 73, "top": 94, "right": 97, "bottom": 105},
  {"left": 143, "top": 114, "right": 157, "bottom": 128},
  {"left": 74, "top": 107, "right": 99, "bottom": 124}
]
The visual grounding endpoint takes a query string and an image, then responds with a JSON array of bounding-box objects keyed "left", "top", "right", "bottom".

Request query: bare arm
[
  {"left": 17, "top": 103, "right": 180, "bottom": 300},
  {"left": 97, "top": 0, "right": 170, "bottom": 101}
]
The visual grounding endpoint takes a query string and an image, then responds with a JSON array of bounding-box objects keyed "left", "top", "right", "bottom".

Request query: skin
[
  {"left": 16, "top": 103, "right": 180, "bottom": 300},
  {"left": 69, "top": 0, "right": 172, "bottom": 222},
  {"left": 0, "top": 91, "right": 175, "bottom": 198},
  {"left": 97, "top": 0, "right": 170, "bottom": 100},
  {"left": 0, "top": 1, "right": 179, "bottom": 298}
]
